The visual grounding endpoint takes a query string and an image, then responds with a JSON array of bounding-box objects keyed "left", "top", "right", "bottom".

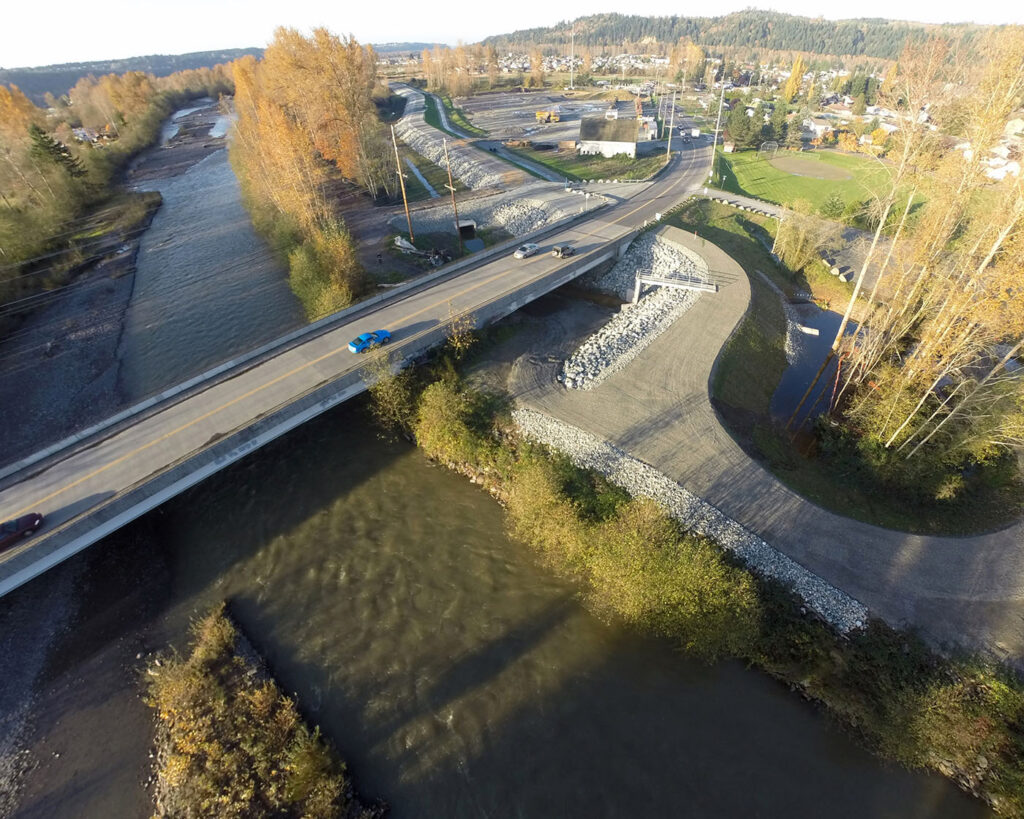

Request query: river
[{"left": 12, "top": 401, "right": 989, "bottom": 818}]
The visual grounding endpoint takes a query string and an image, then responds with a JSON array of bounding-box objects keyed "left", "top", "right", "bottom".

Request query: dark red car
[{"left": 0, "top": 513, "right": 44, "bottom": 551}]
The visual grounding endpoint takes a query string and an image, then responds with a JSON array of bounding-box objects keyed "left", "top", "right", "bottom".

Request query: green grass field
[
  {"left": 717, "top": 148, "right": 892, "bottom": 211},
  {"left": 503, "top": 146, "right": 667, "bottom": 182}
]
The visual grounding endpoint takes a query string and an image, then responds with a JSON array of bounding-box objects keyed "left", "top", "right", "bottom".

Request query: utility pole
[
  {"left": 569, "top": 27, "right": 575, "bottom": 90},
  {"left": 391, "top": 124, "right": 414, "bottom": 243},
  {"left": 666, "top": 91, "right": 677, "bottom": 158},
  {"left": 709, "top": 81, "right": 726, "bottom": 185},
  {"left": 442, "top": 138, "right": 462, "bottom": 255}
]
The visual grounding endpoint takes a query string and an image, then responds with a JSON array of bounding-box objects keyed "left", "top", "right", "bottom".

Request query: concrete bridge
[{"left": 0, "top": 146, "right": 710, "bottom": 597}]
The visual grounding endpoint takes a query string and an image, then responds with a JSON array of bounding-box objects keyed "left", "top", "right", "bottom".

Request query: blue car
[{"left": 348, "top": 329, "right": 392, "bottom": 353}]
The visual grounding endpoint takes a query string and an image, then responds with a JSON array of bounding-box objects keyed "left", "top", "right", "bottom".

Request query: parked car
[
  {"left": 513, "top": 243, "right": 540, "bottom": 259},
  {"left": 0, "top": 513, "right": 44, "bottom": 551},
  {"left": 347, "top": 330, "right": 392, "bottom": 354},
  {"left": 551, "top": 244, "right": 575, "bottom": 258}
]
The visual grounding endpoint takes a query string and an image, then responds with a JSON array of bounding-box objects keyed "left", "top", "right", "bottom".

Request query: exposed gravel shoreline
[{"left": 513, "top": 408, "right": 870, "bottom": 633}]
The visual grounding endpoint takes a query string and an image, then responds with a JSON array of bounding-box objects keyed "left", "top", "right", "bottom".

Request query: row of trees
[
  {"left": 796, "top": 31, "right": 1024, "bottom": 499},
  {"left": 483, "top": 11, "right": 975, "bottom": 60},
  {"left": 230, "top": 28, "right": 398, "bottom": 319},
  {"left": 1, "top": 64, "right": 233, "bottom": 307}
]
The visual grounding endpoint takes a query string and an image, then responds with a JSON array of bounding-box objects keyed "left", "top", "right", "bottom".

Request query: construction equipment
[{"left": 535, "top": 109, "right": 561, "bottom": 123}]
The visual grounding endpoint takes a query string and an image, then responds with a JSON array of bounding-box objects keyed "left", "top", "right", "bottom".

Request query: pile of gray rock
[
  {"left": 585, "top": 232, "right": 707, "bottom": 302},
  {"left": 561, "top": 288, "right": 699, "bottom": 390},
  {"left": 512, "top": 408, "right": 869, "bottom": 633},
  {"left": 392, "top": 184, "right": 576, "bottom": 238},
  {"left": 562, "top": 233, "right": 708, "bottom": 390},
  {"left": 392, "top": 86, "right": 507, "bottom": 190}
]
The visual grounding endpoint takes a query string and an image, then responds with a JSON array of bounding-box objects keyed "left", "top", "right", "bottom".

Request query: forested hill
[
  {"left": 0, "top": 48, "right": 263, "bottom": 103},
  {"left": 482, "top": 11, "right": 980, "bottom": 59}
]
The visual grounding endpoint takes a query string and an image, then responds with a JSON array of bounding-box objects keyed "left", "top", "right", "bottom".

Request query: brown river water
[{"left": 12, "top": 402, "right": 989, "bottom": 818}]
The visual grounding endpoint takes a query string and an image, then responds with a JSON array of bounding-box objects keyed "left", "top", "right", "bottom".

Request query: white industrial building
[{"left": 578, "top": 117, "right": 637, "bottom": 158}]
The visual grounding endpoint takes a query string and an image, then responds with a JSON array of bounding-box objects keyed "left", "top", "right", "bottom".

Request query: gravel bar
[{"left": 513, "top": 408, "right": 869, "bottom": 633}]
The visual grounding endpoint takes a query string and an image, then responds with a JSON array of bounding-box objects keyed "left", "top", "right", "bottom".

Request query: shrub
[{"left": 146, "top": 605, "right": 379, "bottom": 818}]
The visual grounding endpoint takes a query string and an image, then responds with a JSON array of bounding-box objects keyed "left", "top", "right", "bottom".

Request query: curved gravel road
[{"left": 514, "top": 227, "right": 1024, "bottom": 667}]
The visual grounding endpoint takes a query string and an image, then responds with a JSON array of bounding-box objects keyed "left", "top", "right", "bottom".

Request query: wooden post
[
  {"left": 391, "top": 125, "right": 414, "bottom": 243},
  {"left": 443, "top": 138, "right": 462, "bottom": 255}
]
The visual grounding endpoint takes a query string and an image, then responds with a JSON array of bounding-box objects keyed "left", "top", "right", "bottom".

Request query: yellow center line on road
[{"left": 7, "top": 149, "right": 708, "bottom": 520}]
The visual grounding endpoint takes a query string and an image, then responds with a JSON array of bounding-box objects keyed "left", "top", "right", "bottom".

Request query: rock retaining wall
[
  {"left": 562, "top": 232, "right": 708, "bottom": 390},
  {"left": 513, "top": 408, "right": 869, "bottom": 633}
]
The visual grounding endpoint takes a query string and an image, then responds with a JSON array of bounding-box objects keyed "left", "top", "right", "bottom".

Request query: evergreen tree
[
  {"left": 726, "top": 101, "right": 754, "bottom": 149},
  {"left": 27, "top": 124, "right": 86, "bottom": 178},
  {"left": 785, "top": 115, "right": 805, "bottom": 149},
  {"left": 770, "top": 102, "right": 788, "bottom": 142},
  {"left": 819, "top": 190, "right": 845, "bottom": 219}
]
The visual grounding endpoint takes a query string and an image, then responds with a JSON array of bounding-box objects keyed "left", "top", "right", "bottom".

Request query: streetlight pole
[
  {"left": 443, "top": 138, "right": 462, "bottom": 256},
  {"left": 569, "top": 27, "right": 575, "bottom": 90},
  {"left": 666, "top": 91, "right": 677, "bottom": 158},
  {"left": 709, "top": 80, "right": 726, "bottom": 185},
  {"left": 390, "top": 124, "right": 414, "bottom": 243}
]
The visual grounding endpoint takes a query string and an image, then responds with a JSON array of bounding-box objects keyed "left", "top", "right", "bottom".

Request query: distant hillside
[
  {"left": 483, "top": 11, "right": 982, "bottom": 60},
  {"left": 372, "top": 42, "right": 444, "bottom": 53},
  {"left": 0, "top": 47, "right": 263, "bottom": 103}
]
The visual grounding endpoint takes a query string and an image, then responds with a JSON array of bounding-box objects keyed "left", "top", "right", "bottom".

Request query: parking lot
[{"left": 457, "top": 90, "right": 618, "bottom": 144}]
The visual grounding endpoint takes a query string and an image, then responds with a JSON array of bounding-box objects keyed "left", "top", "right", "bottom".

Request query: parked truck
[{"left": 691, "top": 127, "right": 700, "bottom": 138}]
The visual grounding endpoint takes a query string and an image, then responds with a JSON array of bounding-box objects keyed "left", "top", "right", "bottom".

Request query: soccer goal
[{"left": 757, "top": 140, "right": 780, "bottom": 160}]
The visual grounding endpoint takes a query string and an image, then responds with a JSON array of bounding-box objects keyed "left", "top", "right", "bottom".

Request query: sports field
[{"left": 717, "top": 149, "right": 893, "bottom": 211}]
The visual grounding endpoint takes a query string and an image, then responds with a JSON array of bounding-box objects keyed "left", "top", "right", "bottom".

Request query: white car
[{"left": 513, "top": 243, "right": 540, "bottom": 259}]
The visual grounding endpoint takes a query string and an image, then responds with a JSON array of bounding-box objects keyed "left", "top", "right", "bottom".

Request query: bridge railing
[{"left": 0, "top": 198, "right": 612, "bottom": 489}]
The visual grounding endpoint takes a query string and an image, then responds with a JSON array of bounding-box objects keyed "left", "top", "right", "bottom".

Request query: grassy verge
[
  {"left": 502, "top": 145, "right": 666, "bottom": 182},
  {"left": 146, "top": 605, "right": 382, "bottom": 818},
  {"left": 364, "top": 336, "right": 1024, "bottom": 816},
  {"left": 422, "top": 94, "right": 458, "bottom": 138},
  {"left": 438, "top": 94, "right": 488, "bottom": 136},
  {"left": 667, "top": 198, "right": 1022, "bottom": 535}
]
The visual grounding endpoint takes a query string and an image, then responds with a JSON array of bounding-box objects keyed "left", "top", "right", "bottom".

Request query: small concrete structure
[{"left": 631, "top": 225, "right": 720, "bottom": 302}]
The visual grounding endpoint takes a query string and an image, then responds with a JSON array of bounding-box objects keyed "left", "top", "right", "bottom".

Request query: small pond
[{"left": 770, "top": 303, "right": 858, "bottom": 427}]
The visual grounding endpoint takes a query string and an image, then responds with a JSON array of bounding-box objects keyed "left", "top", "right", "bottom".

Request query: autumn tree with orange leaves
[{"left": 230, "top": 28, "right": 399, "bottom": 319}]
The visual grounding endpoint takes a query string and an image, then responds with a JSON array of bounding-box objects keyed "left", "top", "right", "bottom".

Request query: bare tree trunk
[{"left": 904, "top": 339, "right": 1024, "bottom": 458}]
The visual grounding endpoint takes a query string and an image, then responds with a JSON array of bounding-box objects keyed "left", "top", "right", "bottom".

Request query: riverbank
[
  {"left": 0, "top": 100, "right": 233, "bottom": 465},
  {"left": 0, "top": 100, "right": 300, "bottom": 815},
  {"left": 374, "top": 324, "right": 1024, "bottom": 815},
  {"left": 0, "top": 193, "right": 161, "bottom": 464}
]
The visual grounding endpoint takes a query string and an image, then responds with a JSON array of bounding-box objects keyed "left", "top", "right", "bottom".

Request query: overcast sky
[{"left": 4, "top": 0, "right": 1023, "bottom": 68}]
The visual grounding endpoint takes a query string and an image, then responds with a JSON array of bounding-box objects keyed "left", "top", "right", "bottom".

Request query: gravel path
[
  {"left": 514, "top": 408, "right": 869, "bottom": 632},
  {"left": 392, "top": 84, "right": 523, "bottom": 190},
  {"left": 514, "top": 224, "right": 1024, "bottom": 666}
]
